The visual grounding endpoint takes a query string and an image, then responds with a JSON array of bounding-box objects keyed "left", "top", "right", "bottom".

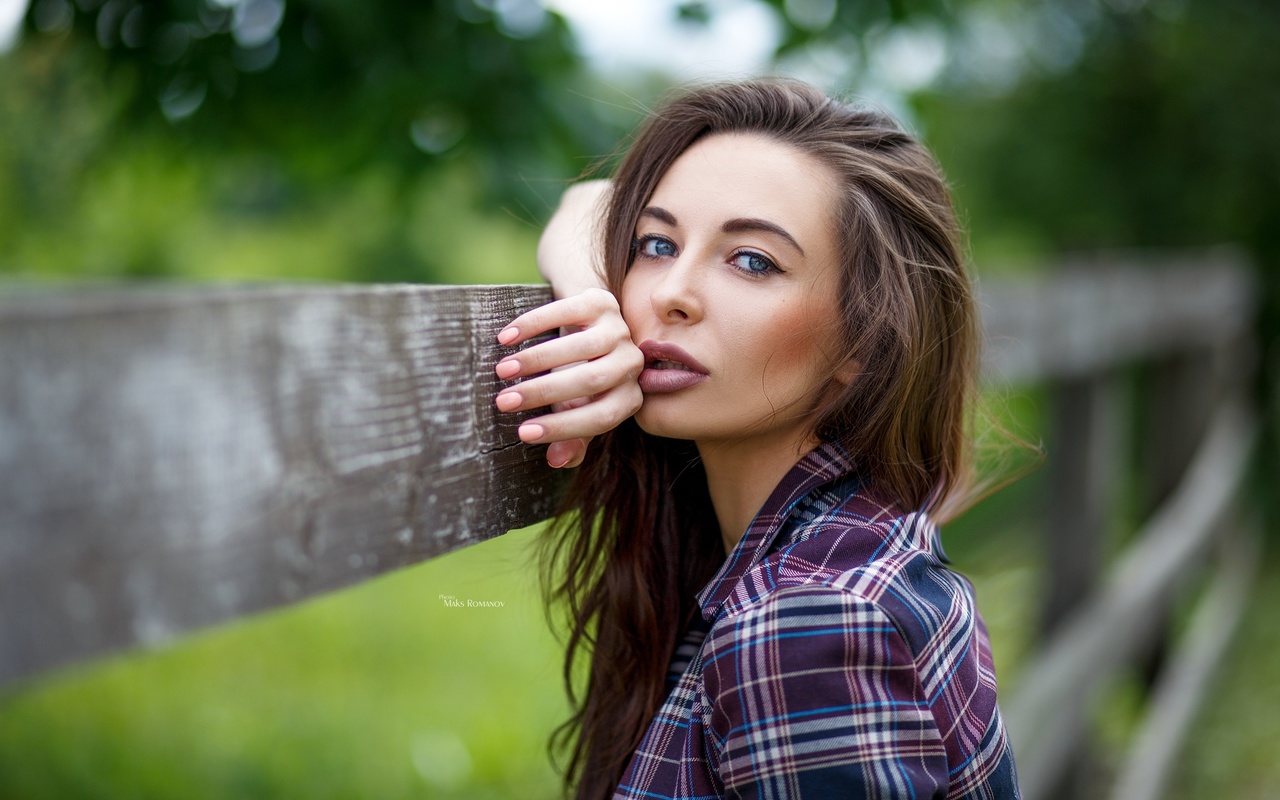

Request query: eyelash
[
  {"left": 630, "top": 234, "right": 676, "bottom": 261},
  {"left": 629, "top": 234, "right": 783, "bottom": 277}
]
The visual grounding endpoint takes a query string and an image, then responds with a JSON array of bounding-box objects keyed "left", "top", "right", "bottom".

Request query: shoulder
[
  {"left": 732, "top": 506, "right": 978, "bottom": 654},
  {"left": 713, "top": 512, "right": 1000, "bottom": 723},
  {"left": 704, "top": 578, "right": 929, "bottom": 691},
  {"left": 703, "top": 582, "right": 918, "bottom": 689},
  {"left": 701, "top": 563, "right": 1014, "bottom": 798}
]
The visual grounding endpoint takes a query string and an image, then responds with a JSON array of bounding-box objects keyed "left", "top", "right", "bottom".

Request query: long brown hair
[{"left": 538, "top": 79, "right": 978, "bottom": 800}]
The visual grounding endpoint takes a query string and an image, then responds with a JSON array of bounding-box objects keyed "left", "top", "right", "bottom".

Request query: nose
[{"left": 650, "top": 255, "right": 704, "bottom": 324}]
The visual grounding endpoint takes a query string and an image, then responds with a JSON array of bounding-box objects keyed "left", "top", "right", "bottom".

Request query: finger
[
  {"left": 551, "top": 395, "right": 591, "bottom": 413},
  {"left": 516, "top": 383, "right": 643, "bottom": 444},
  {"left": 496, "top": 348, "right": 643, "bottom": 412},
  {"left": 496, "top": 326, "right": 629, "bottom": 378},
  {"left": 545, "top": 438, "right": 589, "bottom": 469},
  {"left": 498, "top": 288, "right": 620, "bottom": 346}
]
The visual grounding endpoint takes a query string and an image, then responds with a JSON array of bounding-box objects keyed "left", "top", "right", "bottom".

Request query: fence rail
[
  {"left": 0, "top": 248, "right": 1260, "bottom": 799},
  {"left": 983, "top": 249, "right": 1260, "bottom": 799},
  {"left": 0, "top": 284, "right": 567, "bottom": 687},
  {"left": 1003, "top": 399, "right": 1257, "bottom": 797}
]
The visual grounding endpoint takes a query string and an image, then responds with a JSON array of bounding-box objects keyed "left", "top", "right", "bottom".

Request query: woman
[{"left": 493, "top": 80, "right": 1020, "bottom": 799}]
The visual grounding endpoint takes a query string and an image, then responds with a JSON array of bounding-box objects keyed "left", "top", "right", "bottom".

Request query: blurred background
[{"left": 0, "top": 0, "right": 1276, "bottom": 797}]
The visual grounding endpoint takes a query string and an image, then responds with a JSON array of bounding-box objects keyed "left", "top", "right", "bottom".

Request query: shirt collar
[{"left": 695, "top": 441, "right": 858, "bottom": 623}]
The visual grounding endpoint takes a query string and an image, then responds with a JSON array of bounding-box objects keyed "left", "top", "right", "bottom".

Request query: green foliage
[
  {"left": 1, "top": 0, "right": 619, "bottom": 284},
  {"left": 20, "top": 0, "right": 591, "bottom": 194},
  {"left": 914, "top": 0, "right": 1280, "bottom": 254},
  {"left": 763, "top": 0, "right": 960, "bottom": 59},
  {"left": 0, "top": 36, "right": 553, "bottom": 284},
  {"left": 910, "top": 0, "right": 1280, "bottom": 533}
]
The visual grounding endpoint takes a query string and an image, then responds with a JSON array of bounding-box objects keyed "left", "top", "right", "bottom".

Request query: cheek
[{"left": 750, "top": 299, "right": 841, "bottom": 391}]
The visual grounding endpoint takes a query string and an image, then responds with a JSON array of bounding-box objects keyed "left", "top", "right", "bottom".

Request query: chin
[
  {"left": 634, "top": 399, "right": 723, "bottom": 442},
  {"left": 635, "top": 399, "right": 817, "bottom": 453},
  {"left": 634, "top": 405, "right": 690, "bottom": 441}
]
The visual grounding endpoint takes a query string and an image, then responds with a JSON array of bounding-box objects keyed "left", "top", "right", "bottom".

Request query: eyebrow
[
  {"left": 640, "top": 206, "right": 678, "bottom": 226},
  {"left": 722, "top": 217, "right": 805, "bottom": 257},
  {"left": 640, "top": 206, "right": 806, "bottom": 257}
]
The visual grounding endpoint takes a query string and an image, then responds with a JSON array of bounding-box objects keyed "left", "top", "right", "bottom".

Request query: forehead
[{"left": 647, "top": 133, "right": 841, "bottom": 238}]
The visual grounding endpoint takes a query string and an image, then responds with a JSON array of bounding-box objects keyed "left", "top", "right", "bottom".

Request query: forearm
[{"left": 537, "top": 179, "right": 612, "bottom": 298}]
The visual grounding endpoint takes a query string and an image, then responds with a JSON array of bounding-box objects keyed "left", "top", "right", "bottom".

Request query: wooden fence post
[
  {"left": 1039, "top": 372, "right": 1118, "bottom": 800},
  {"left": 1043, "top": 373, "right": 1118, "bottom": 635}
]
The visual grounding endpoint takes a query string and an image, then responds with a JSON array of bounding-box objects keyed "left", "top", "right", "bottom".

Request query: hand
[{"left": 495, "top": 288, "right": 643, "bottom": 468}]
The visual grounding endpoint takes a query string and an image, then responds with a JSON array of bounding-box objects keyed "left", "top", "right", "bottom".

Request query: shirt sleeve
[{"left": 700, "top": 584, "right": 949, "bottom": 799}]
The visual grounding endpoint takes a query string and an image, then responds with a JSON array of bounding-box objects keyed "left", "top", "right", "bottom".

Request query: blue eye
[
  {"left": 632, "top": 235, "right": 677, "bottom": 260},
  {"left": 730, "top": 250, "right": 780, "bottom": 276}
]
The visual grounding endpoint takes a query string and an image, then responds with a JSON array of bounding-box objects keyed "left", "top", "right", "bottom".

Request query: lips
[{"left": 638, "top": 340, "right": 709, "bottom": 394}]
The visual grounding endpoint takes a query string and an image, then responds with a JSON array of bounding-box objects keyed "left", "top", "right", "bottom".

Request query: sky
[
  {"left": 0, "top": 0, "right": 24, "bottom": 52},
  {"left": 542, "top": 0, "right": 780, "bottom": 81}
]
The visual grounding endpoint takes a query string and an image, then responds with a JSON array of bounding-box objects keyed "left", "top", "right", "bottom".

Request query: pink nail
[
  {"left": 498, "top": 327, "right": 519, "bottom": 345},
  {"left": 547, "top": 443, "right": 568, "bottom": 468},
  {"left": 495, "top": 359, "right": 520, "bottom": 379},
  {"left": 519, "top": 423, "right": 545, "bottom": 442},
  {"left": 496, "top": 392, "right": 522, "bottom": 412}
]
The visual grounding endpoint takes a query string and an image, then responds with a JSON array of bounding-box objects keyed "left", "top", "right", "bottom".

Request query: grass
[{"left": 0, "top": 524, "right": 568, "bottom": 800}]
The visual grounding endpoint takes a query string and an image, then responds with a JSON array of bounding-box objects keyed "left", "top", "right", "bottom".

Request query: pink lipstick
[{"left": 638, "top": 340, "right": 709, "bottom": 394}]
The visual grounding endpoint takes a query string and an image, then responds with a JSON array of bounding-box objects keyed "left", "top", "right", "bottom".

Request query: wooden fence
[
  {"left": 0, "top": 248, "right": 1260, "bottom": 799},
  {"left": 0, "top": 284, "right": 568, "bottom": 687},
  {"left": 985, "top": 250, "right": 1261, "bottom": 800}
]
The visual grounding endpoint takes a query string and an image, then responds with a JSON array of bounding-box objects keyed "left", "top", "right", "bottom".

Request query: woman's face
[{"left": 620, "top": 132, "right": 847, "bottom": 451}]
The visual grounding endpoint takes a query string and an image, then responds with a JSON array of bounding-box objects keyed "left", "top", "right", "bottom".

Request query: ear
[{"left": 833, "top": 356, "right": 860, "bottom": 387}]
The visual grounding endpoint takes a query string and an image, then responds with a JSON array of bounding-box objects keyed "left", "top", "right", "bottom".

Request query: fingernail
[
  {"left": 519, "top": 423, "right": 545, "bottom": 442},
  {"left": 546, "top": 442, "right": 571, "bottom": 468},
  {"left": 496, "top": 392, "right": 522, "bottom": 412},
  {"left": 495, "top": 359, "right": 520, "bottom": 379},
  {"left": 498, "top": 327, "right": 519, "bottom": 345}
]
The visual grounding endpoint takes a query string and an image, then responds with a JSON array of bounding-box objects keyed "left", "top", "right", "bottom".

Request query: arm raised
[
  {"left": 495, "top": 181, "right": 638, "bottom": 469},
  {"left": 537, "top": 180, "right": 612, "bottom": 298}
]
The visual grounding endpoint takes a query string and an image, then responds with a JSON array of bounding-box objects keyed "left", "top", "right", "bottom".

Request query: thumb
[{"left": 546, "top": 437, "right": 591, "bottom": 469}]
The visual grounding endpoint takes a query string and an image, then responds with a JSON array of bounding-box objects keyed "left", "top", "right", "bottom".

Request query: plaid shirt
[{"left": 614, "top": 442, "right": 1020, "bottom": 799}]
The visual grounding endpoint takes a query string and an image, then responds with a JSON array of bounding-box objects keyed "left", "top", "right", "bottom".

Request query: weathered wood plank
[
  {"left": 981, "top": 250, "right": 1256, "bottom": 384},
  {"left": 1003, "top": 398, "right": 1255, "bottom": 799},
  {"left": 1042, "top": 374, "right": 1117, "bottom": 636},
  {"left": 1035, "top": 373, "right": 1119, "bottom": 800},
  {"left": 1108, "top": 525, "right": 1260, "bottom": 800},
  {"left": 0, "top": 284, "right": 567, "bottom": 688}
]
